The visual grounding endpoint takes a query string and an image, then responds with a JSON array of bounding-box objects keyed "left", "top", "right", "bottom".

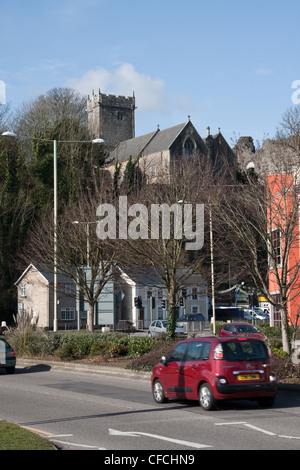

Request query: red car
[
  {"left": 219, "top": 323, "right": 265, "bottom": 339},
  {"left": 151, "top": 337, "right": 277, "bottom": 411}
]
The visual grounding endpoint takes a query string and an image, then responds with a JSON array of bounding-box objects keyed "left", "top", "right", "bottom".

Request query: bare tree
[
  {"left": 213, "top": 153, "right": 300, "bottom": 354},
  {"left": 21, "top": 185, "right": 119, "bottom": 332},
  {"left": 111, "top": 157, "right": 213, "bottom": 338}
]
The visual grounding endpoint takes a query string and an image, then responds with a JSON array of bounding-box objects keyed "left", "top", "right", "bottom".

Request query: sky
[{"left": 1, "top": 0, "right": 300, "bottom": 146}]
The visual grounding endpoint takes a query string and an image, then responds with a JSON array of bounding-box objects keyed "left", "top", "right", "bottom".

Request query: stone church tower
[{"left": 87, "top": 89, "right": 136, "bottom": 152}]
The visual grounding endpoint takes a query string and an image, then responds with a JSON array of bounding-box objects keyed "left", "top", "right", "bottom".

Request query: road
[{"left": 1, "top": 362, "right": 300, "bottom": 454}]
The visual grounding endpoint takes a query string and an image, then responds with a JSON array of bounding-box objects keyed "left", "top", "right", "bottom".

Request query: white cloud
[{"left": 66, "top": 63, "right": 189, "bottom": 114}]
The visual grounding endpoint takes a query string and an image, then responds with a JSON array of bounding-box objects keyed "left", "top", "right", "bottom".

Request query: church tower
[{"left": 87, "top": 89, "right": 136, "bottom": 152}]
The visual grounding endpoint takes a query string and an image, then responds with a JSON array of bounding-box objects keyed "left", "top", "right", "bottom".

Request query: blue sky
[{"left": 1, "top": 0, "right": 300, "bottom": 146}]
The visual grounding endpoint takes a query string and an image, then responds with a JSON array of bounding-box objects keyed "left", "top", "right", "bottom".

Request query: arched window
[{"left": 184, "top": 137, "right": 195, "bottom": 157}]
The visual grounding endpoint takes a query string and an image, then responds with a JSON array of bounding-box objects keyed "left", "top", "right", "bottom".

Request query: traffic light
[
  {"left": 134, "top": 297, "right": 142, "bottom": 308},
  {"left": 180, "top": 298, "right": 184, "bottom": 307},
  {"left": 162, "top": 299, "right": 167, "bottom": 309}
]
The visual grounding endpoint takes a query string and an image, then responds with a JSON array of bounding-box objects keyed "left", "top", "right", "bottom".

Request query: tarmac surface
[{"left": 16, "top": 357, "right": 300, "bottom": 391}]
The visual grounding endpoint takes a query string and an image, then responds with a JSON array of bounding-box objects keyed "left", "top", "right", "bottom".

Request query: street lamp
[
  {"left": 2, "top": 131, "right": 105, "bottom": 331},
  {"left": 72, "top": 220, "right": 98, "bottom": 267}
]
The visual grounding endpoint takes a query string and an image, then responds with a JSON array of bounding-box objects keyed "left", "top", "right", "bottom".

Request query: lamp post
[
  {"left": 209, "top": 205, "right": 216, "bottom": 335},
  {"left": 2, "top": 131, "right": 104, "bottom": 331},
  {"left": 72, "top": 220, "right": 99, "bottom": 267}
]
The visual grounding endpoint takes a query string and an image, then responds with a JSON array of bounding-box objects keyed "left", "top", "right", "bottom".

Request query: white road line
[
  {"left": 243, "top": 424, "right": 276, "bottom": 436},
  {"left": 214, "top": 422, "right": 247, "bottom": 426},
  {"left": 109, "top": 428, "right": 212, "bottom": 449},
  {"left": 50, "top": 439, "right": 105, "bottom": 449},
  {"left": 215, "top": 421, "right": 300, "bottom": 440}
]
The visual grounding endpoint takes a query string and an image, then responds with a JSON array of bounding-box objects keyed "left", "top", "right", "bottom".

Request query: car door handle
[{"left": 192, "top": 366, "right": 197, "bottom": 369}]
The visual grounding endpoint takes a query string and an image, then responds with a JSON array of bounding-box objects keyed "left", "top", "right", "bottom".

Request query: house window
[
  {"left": 271, "top": 228, "right": 281, "bottom": 267},
  {"left": 62, "top": 283, "right": 75, "bottom": 295},
  {"left": 21, "top": 284, "right": 26, "bottom": 297},
  {"left": 61, "top": 307, "right": 75, "bottom": 321},
  {"left": 18, "top": 302, "right": 24, "bottom": 313},
  {"left": 192, "top": 306, "right": 199, "bottom": 314},
  {"left": 192, "top": 288, "right": 198, "bottom": 299},
  {"left": 117, "top": 112, "right": 123, "bottom": 120}
]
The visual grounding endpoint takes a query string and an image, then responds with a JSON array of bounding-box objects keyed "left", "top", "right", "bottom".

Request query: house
[
  {"left": 116, "top": 267, "right": 208, "bottom": 330},
  {"left": 15, "top": 264, "right": 119, "bottom": 331},
  {"left": 15, "top": 264, "right": 77, "bottom": 330},
  {"left": 15, "top": 263, "right": 208, "bottom": 331}
]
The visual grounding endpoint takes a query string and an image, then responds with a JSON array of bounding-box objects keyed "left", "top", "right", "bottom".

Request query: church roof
[{"left": 110, "top": 122, "right": 189, "bottom": 163}]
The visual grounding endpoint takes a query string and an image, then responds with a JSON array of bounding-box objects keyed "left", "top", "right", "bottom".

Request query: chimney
[{"left": 206, "top": 126, "right": 210, "bottom": 137}]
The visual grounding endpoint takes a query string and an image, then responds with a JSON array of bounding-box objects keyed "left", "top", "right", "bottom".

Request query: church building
[{"left": 87, "top": 89, "right": 237, "bottom": 181}]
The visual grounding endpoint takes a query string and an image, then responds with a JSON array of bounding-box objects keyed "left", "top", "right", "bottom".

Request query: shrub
[
  {"left": 127, "top": 336, "right": 156, "bottom": 358},
  {"left": 8, "top": 327, "right": 52, "bottom": 357},
  {"left": 128, "top": 339, "right": 177, "bottom": 371},
  {"left": 54, "top": 343, "right": 74, "bottom": 360},
  {"left": 90, "top": 340, "right": 129, "bottom": 358}
]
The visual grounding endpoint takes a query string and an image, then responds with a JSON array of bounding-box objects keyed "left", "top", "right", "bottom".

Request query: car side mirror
[{"left": 160, "top": 355, "right": 167, "bottom": 365}]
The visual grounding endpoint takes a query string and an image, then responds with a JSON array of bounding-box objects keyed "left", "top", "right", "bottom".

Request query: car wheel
[
  {"left": 199, "top": 383, "right": 217, "bottom": 411},
  {"left": 6, "top": 366, "right": 15, "bottom": 374},
  {"left": 257, "top": 396, "right": 275, "bottom": 408},
  {"left": 153, "top": 379, "right": 167, "bottom": 404}
]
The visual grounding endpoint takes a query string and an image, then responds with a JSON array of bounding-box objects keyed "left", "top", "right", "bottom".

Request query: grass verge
[{"left": 0, "top": 420, "right": 54, "bottom": 450}]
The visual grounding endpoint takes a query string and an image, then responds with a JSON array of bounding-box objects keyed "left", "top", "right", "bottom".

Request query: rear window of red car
[{"left": 221, "top": 340, "right": 269, "bottom": 361}]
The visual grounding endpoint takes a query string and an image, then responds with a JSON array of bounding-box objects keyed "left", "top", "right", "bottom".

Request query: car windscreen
[
  {"left": 222, "top": 340, "right": 269, "bottom": 361},
  {"left": 235, "top": 324, "right": 260, "bottom": 333}
]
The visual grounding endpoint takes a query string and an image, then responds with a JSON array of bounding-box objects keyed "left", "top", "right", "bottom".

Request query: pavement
[
  {"left": 16, "top": 357, "right": 300, "bottom": 391},
  {"left": 17, "top": 357, "right": 152, "bottom": 380}
]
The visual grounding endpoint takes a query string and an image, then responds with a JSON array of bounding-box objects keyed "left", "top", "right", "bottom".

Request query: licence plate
[{"left": 238, "top": 374, "right": 260, "bottom": 381}]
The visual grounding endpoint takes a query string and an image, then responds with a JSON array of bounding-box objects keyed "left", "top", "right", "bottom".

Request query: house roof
[
  {"left": 15, "top": 264, "right": 73, "bottom": 286},
  {"left": 117, "top": 266, "right": 206, "bottom": 288},
  {"left": 110, "top": 121, "right": 190, "bottom": 163}
]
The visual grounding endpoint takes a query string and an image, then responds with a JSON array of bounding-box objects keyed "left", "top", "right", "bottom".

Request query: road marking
[
  {"left": 243, "top": 424, "right": 276, "bottom": 436},
  {"left": 20, "top": 425, "right": 54, "bottom": 436},
  {"left": 215, "top": 422, "right": 247, "bottom": 426},
  {"left": 49, "top": 439, "right": 105, "bottom": 449},
  {"left": 279, "top": 435, "right": 300, "bottom": 440},
  {"left": 109, "top": 428, "right": 212, "bottom": 449},
  {"left": 214, "top": 421, "right": 276, "bottom": 436},
  {"left": 215, "top": 421, "right": 300, "bottom": 440}
]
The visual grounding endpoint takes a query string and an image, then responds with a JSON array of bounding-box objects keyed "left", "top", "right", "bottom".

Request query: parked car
[
  {"left": 148, "top": 320, "right": 185, "bottom": 337},
  {"left": 244, "top": 308, "right": 269, "bottom": 321},
  {"left": 254, "top": 307, "right": 270, "bottom": 319},
  {"left": 151, "top": 336, "right": 277, "bottom": 411},
  {"left": 177, "top": 314, "right": 205, "bottom": 324},
  {"left": 219, "top": 323, "right": 265, "bottom": 339},
  {"left": 0, "top": 338, "right": 16, "bottom": 374}
]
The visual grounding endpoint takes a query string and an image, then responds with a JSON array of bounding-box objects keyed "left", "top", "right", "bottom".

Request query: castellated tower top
[{"left": 87, "top": 89, "right": 136, "bottom": 152}]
